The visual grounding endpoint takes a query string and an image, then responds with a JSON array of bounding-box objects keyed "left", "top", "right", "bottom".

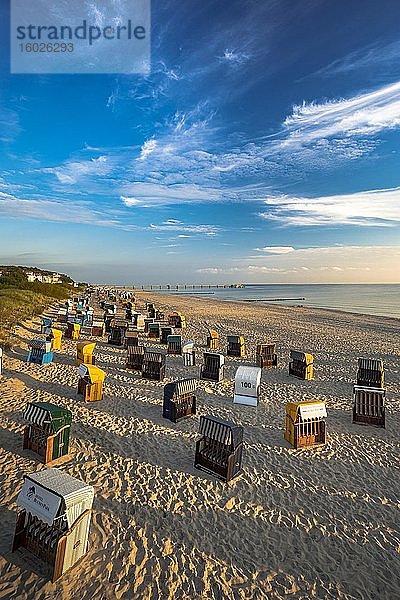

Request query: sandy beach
[{"left": 0, "top": 291, "right": 399, "bottom": 600}]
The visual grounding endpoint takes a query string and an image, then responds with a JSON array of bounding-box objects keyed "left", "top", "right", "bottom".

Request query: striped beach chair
[
  {"left": 195, "top": 416, "right": 244, "bottom": 482},
  {"left": 167, "top": 335, "right": 182, "bottom": 355},
  {"left": 126, "top": 345, "right": 145, "bottom": 370},
  {"left": 256, "top": 343, "right": 277, "bottom": 368},
  {"left": 200, "top": 352, "right": 224, "bottom": 382},
  {"left": 163, "top": 378, "right": 197, "bottom": 422},
  {"left": 23, "top": 401, "right": 72, "bottom": 465},
  {"left": 289, "top": 350, "right": 313, "bottom": 380},
  {"left": 142, "top": 350, "right": 166, "bottom": 381},
  {"left": 182, "top": 341, "right": 195, "bottom": 366},
  {"left": 356, "top": 358, "right": 384, "bottom": 388},
  {"left": 161, "top": 326, "right": 174, "bottom": 344},
  {"left": 27, "top": 340, "right": 53, "bottom": 365},
  {"left": 352, "top": 385, "right": 385, "bottom": 428}
]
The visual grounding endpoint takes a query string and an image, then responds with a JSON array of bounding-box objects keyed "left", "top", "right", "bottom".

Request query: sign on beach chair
[
  {"left": 167, "top": 335, "right": 182, "bottom": 355},
  {"left": 289, "top": 350, "right": 313, "bottom": 380},
  {"left": 352, "top": 386, "right": 385, "bottom": 428},
  {"left": 27, "top": 340, "right": 53, "bottom": 365},
  {"left": 284, "top": 401, "right": 326, "bottom": 449},
  {"left": 125, "top": 331, "right": 139, "bottom": 348},
  {"left": 126, "top": 345, "right": 145, "bottom": 370},
  {"left": 195, "top": 416, "right": 244, "bottom": 482},
  {"left": 200, "top": 352, "right": 225, "bottom": 382},
  {"left": 207, "top": 329, "right": 219, "bottom": 350},
  {"left": 356, "top": 358, "right": 384, "bottom": 388},
  {"left": 13, "top": 468, "right": 94, "bottom": 582},
  {"left": 142, "top": 350, "right": 166, "bottom": 381},
  {"left": 77, "top": 364, "right": 105, "bottom": 402},
  {"left": 256, "top": 343, "right": 277, "bottom": 368},
  {"left": 182, "top": 341, "right": 195, "bottom": 366},
  {"left": 163, "top": 378, "right": 197, "bottom": 422},
  {"left": 76, "top": 342, "right": 96, "bottom": 366},
  {"left": 227, "top": 335, "right": 245, "bottom": 358},
  {"left": 234, "top": 366, "right": 261, "bottom": 406},
  {"left": 91, "top": 320, "right": 105, "bottom": 337},
  {"left": 23, "top": 401, "right": 72, "bottom": 465},
  {"left": 161, "top": 326, "right": 174, "bottom": 344},
  {"left": 65, "top": 322, "right": 81, "bottom": 340},
  {"left": 48, "top": 328, "right": 62, "bottom": 351},
  {"left": 148, "top": 322, "right": 161, "bottom": 339}
]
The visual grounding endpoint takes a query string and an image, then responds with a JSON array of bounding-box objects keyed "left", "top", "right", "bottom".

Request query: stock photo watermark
[{"left": 10, "top": 0, "right": 151, "bottom": 74}]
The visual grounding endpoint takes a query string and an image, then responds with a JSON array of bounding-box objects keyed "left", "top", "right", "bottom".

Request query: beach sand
[{"left": 0, "top": 291, "right": 399, "bottom": 599}]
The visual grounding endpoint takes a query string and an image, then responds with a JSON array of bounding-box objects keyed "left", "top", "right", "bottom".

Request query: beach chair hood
[{"left": 79, "top": 364, "right": 105, "bottom": 384}]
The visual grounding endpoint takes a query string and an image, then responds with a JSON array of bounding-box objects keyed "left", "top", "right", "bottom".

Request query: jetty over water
[{"left": 136, "top": 283, "right": 245, "bottom": 291}]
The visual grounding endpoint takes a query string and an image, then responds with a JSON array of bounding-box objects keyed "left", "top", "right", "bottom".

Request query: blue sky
[{"left": 1, "top": 0, "right": 400, "bottom": 284}]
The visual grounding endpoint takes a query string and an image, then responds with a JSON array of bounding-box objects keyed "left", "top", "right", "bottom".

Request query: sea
[{"left": 147, "top": 284, "right": 400, "bottom": 319}]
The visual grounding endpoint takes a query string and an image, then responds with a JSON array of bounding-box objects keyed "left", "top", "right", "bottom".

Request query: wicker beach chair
[
  {"left": 195, "top": 416, "right": 244, "bottom": 482},
  {"left": 182, "top": 341, "right": 195, "bottom": 366},
  {"left": 126, "top": 345, "right": 145, "bottom": 370},
  {"left": 289, "top": 350, "right": 313, "bottom": 380},
  {"left": 284, "top": 401, "right": 326, "bottom": 448},
  {"left": 47, "top": 329, "right": 62, "bottom": 351},
  {"left": 200, "top": 352, "right": 224, "bottom": 382},
  {"left": 76, "top": 342, "right": 96, "bottom": 366},
  {"left": 77, "top": 364, "right": 105, "bottom": 402},
  {"left": 125, "top": 331, "right": 139, "bottom": 348},
  {"left": 23, "top": 402, "right": 72, "bottom": 465},
  {"left": 233, "top": 366, "right": 262, "bottom": 406},
  {"left": 12, "top": 468, "right": 94, "bottom": 582},
  {"left": 41, "top": 317, "right": 53, "bottom": 335},
  {"left": 161, "top": 326, "right": 174, "bottom": 344},
  {"left": 65, "top": 322, "right": 80, "bottom": 340},
  {"left": 227, "top": 335, "right": 246, "bottom": 358},
  {"left": 356, "top": 358, "right": 384, "bottom": 388},
  {"left": 142, "top": 350, "right": 166, "bottom": 381},
  {"left": 27, "top": 340, "right": 53, "bottom": 365},
  {"left": 108, "top": 320, "right": 127, "bottom": 347},
  {"left": 168, "top": 312, "right": 186, "bottom": 328},
  {"left": 167, "top": 335, "right": 182, "bottom": 355},
  {"left": 91, "top": 320, "right": 105, "bottom": 337},
  {"left": 163, "top": 378, "right": 197, "bottom": 422},
  {"left": 207, "top": 329, "right": 219, "bottom": 350},
  {"left": 256, "top": 343, "right": 277, "bottom": 368},
  {"left": 352, "top": 385, "right": 385, "bottom": 428},
  {"left": 148, "top": 323, "right": 161, "bottom": 339}
]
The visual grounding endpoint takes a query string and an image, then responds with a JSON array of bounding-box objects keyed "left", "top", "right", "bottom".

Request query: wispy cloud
[
  {"left": 259, "top": 187, "right": 400, "bottom": 227},
  {"left": 43, "top": 156, "right": 112, "bottom": 184},
  {"left": 313, "top": 40, "right": 400, "bottom": 78},
  {"left": 255, "top": 246, "right": 295, "bottom": 254},
  {"left": 148, "top": 223, "right": 219, "bottom": 235}
]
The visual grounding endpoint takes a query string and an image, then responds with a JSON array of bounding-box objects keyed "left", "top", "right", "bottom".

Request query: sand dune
[{"left": 0, "top": 292, "right": 399, "bottom": 599}]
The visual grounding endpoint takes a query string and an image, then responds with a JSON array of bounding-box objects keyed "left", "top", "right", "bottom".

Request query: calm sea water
[{"left": 149, "top": 284, "right": 400, "bottom": 319}]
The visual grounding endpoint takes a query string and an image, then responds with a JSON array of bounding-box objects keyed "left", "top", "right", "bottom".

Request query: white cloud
[
  {"left": 259, "top": 187, "right": 400, "bottom": 227},
  {"left": 138, "top": 139, "right": 157, "bottom": 161},
  {"left": 120, "top": 182, "right": 222, "bottom": 206},
  {"left": 43, "top": 156, "right": 111, "bottom": 185},
  {"left": 121, "top": 196, "right": 141, "bottom": 206},
  {"left": 255, "top": 246, "right": 295, "bottom": 254},
  {"left": 148, "top": 223, "right": 219, "bottom": 235},
  {"left": 281, "top": 80, "right": 400, "bottom": 147}
]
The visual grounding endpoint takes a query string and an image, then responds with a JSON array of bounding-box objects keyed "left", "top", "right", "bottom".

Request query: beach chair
[
  {"left": 77, "top": 364, "right": 105, "bottom": 402},
  {"left": 155, "top": 310, "right": 164, "bottom": 321},
  {"left": 284, "top": 401, "right": 326, "bottom": 449},
  {"left": 132, "top": 313, "right": 146, "bottom": 331},
  {"left": 148, "top": 323, "right": 161, "bottom": 339},
  {"left": 207, "top": 329, "right": 219, "bottom": 350},
  {"left": 57, "top": 309, "right": 67, "bottom": 323},
  {"left": 167, "top": 335, "right": 182, "bottom": 355},
  {"left": 227, "top": 335, "right": 246, "bottom": 358},
  {"left": 352, "top": 386, "right": 385, "bottom": 428},
  {"left": 146, "top": 303, "right": 156, "bottom": 318},
  {"left": 356, "top": 358, "right": 384, "bottom": 388},
  {"left": 0, "top": 347, "right": 2, "bottom": 376},
  {"left": 65, "top": 322, "right": 80, "bottom": 340},
  {"left": 200, "top": 352, "right": 225, "bottom": 382},
  {"left": 233, "top": 366, "right": 262, "bottom": 406},
  {"left": 76, "top": 342, "right": 96, "bottom": 366},
  {"left": 91, "top": 320, "right": 105, "bottom": 337},
  {"left": 144, "top": 318, "right": 155, "bottom": 334},
  {"left": 12, "top": 468, "right": 94, "bottom": 582},
  {"left": 182, "top": 341, "right": 195, "bottom": 366},
  {"left": 161, "top": 326, "right": 174, "bottom": 344},
  {"left": 126, "top": 345, "right": 145, "bottom": 370},
  {"left": 108, "top": 320, "right": 127, "bottom": 346},
  {"left": 125, "top": 331, "right": 139, "bottom": 348},
  {"left": 289, "top": 351, "right": 313, "bottom": 380},
  {"left": 27, "top": 340, "right": 53, "bottom": 365},
  {"left": 256, "top": 343, "right": 277, "bottom": 368},
  {"left": 47, "top": 328, "right": 62, "bottom": 351},
  {"left": 41, "top": 318, "right": 53, "bottom": 335},
  {"left": 104, "top": 314, "right": 114, "bottom": 334},
  {"left": 163, "top": 378, "right": 197, "bottom": 422},
  {"left": 23, "top": 402, "right": 72, "bottom": 465},
  {"left": 195, "top": 416, "right": 244, "bottom": 482},
  {"left": 169, "top": 312, "right": 186, "bottom": 328},
  {"left": 142, "top": 350, "right": 166, "bottom": 381}
]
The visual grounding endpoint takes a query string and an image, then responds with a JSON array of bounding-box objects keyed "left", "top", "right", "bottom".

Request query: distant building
[{"left": 26, "top": 271, "right": 63, "bottom": 284}]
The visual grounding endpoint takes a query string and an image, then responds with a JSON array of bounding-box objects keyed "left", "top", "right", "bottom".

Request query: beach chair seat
[
  {"left": 234, "top": 366, "right": 262, "bottom": 406},
  {"left": 126, "top": 345, "right": 145, "bottom": 370},
  {"left": 77, "top": 364, "right": 105, "bottom": 402},
  {"left": 284, "top": 401, "right": 326, "bottom": 449},
  {"left": 65, "top": 322, "right": 81, "bottom": 340},
  {"left": 256, "top": 343, "right": 277, "bottom": 368},
  {"left": 13, "top": 468, "right": 94, "bottom": 582},
  {"left": 23, "top": 402, "right": 72, "bottom": 464},
  {"left": 161, "top": 327, "right": 174, "bottom": 344},
  {"left": 195, "top": 416, "right": 244, "bottom": 482},
  {"left": 182, "top": 341, "right": 195, "bottom": 366},
  {"left": 356, "top": 358, "right": 384, "bottom": 388},
  {"left": 142, "top": 350, "right": 166, "bottom": 381},
  {"left": 200, "top": 352, "right": 224, "bottom": 382},
  {"left": 148, "top": 323, "right": 161, "bottom": 339},
  {"left": 167, "top": 335, "right": 182, "bottom": 355},
  {"left": 76, "top": 342, "right": 96, "bottom": 366},
  {"left": 352, "top": 385, "right": 385, "bottom": 428},
  {"left": 207, "top": 329, "right": 219, "bottom": 350},
  {"left": 163, "top": 378, "right": 197, "bottom": 422},
  {"left": 125, "top": 331, "right": 139, "bottom": 348},
  {"left": 227, "top": 335, "right": 245, "bottom": 357},
  {"left": 289, "top": 350, "right": 313, "bottom": 380},
  {"left": 27, "top": 340, "right": 53, "bottom": 365},
  {"left": 47, "top": 329, "right": 62, "bottom": 351}
]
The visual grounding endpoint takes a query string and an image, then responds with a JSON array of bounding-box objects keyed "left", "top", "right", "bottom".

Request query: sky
[{"left": 1, "top": 0, "right": 400, "bottom": 284}]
